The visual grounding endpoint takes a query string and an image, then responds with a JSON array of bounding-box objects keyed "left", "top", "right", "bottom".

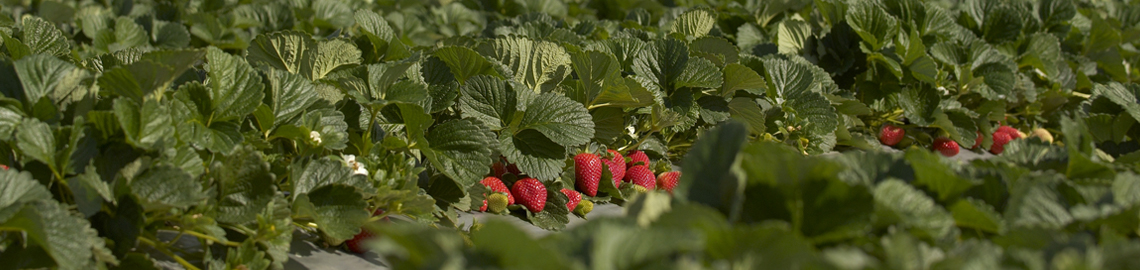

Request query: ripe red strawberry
[
  {"left": 490, "top": 161, "right": 506, "bottom": 178},
  {"left": 656, "top": 171, "right": 680, "bottom": 193},
  {"left": 561, "top": 188, "right": 581, "bottom": 211},
  {"left": 511, "top": 178, "right": 547, "bottom": 213},
  {"left": 627, "top": 150, "right": 650, "bottom": 167},
  {"left": 604, "top": 150, "right": 625, "bottom": 188},
  {"left": 879, "top": 124, "right": 904, "bottom": 146},
  {"left": 0, "top": 164, "right": 7, "bottom": 170},
  {"left": 624, "top": 165, "right": 656, "bottom": 190},
  {"left": 345, "top": 209, "right": 387, "bottom": 254},
  {"left": 971, "top": 131, "right": 983, "bottom": 149},
  {"left": 932, "top": 137, "right": 959, "bottom": 157},
  {"left": 480, "top": 177, "right": 514, "bottom": 205},
  {"left": 991, "top": 132, "right": 1013, "bottom": 154},
  {"left": 996, "top": 125, "right": 1022, "bottom": 139},
  {"left": 574, "top": 153, "right": 602, "bottom": 196}
]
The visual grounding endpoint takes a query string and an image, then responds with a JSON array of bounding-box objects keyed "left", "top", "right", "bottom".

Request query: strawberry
[
  {"left": 345, "top": 209, "right": 387, "bottom": 254},
  {"left": 603, "top": 149, "right": 625, "bottom": 188},
  {"left": 490, "top": 161, "right": 506, "bottom": 178},
  {"left": 879, "top": 124, "right": 904, "bottom": 146},
  {"left": 480, "top": 177, "right": 514, "bottom": 205},
  {"left": 656, "top": 171, "right": 680, "bottom": 193},
  {"left": 485, "top": 193, "right": 509, "bottom": 213},
  {"left": 996, "top": 125, "right": 1022, "bottom": 139},
  {"left": 990, "top": 131, "right": 1013, "bottom": 155},
  {"left": 0, "top": 164, "right": 7, "bottom": 170},
  {"left": 624, "top": 165, "right": 656, "bottom": 190},
  {"left": 511, "top": 178, "right": 547, "bottom": 213},
  {"left": 631, "top": 185, "right": 648, "bottom": 193},
  {"left": 971, "top": 131, "right": 983, "bottom": 149},
  {"left": 574, "top": 153, "right": 603, "bottom": 196},
  {"left": 574, "top": 200, "right": 594, "bottom": 216},
  {"left": 627, "top": 150, "right": 650, "bottom": 167},
  {"left": 561, "top": 188, "right": 581, "bottom": 211},
  {"left": 932, "top": 137, "right": 959, "bottom": 157}
]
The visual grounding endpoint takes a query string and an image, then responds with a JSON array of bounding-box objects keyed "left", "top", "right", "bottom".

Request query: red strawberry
[
  {"left": 656, "top": 171, "right": 680, "bottom": 193},
  {"left": 561, "top": 188, "right": 581, "bottom": 211},
  {"left": 574, "top": 153, "right": 602, "bottom": 196},
  {"left": 480, "top": 177, "right": 514, "bottom": 205},
  {"left": 491, "top": 162, "right": 506, "bottom": 178},
  {"left": 627, "top": 150, "right": 650, "bottom": 167},
  {"left": 0, "top": 164, "right": 7, "bottom": 170},
  {"left": 604, "top": 150, "right": 625, "bottom": 188},
  {"left": 932, "top": 137, "right": 959, "bottom": 157},
  {"left": 879, "top": 124, "right": 904, "bottom": 146},
  {"left": 990, "top": 132, "right": 1013, "bottom": 154},
  {"left": 996, "top": 125, "right": 1022, "bottom": 139},
  {"left": 345, "top": 209, "right": 387, "bottom": 254},
  {"left": 511, "top": 178, "right": 547, "bottom": 213},
  {"left": 624, "top": 165, "right": 656, "bottom": 190},
  {"left": 971, "top": 131, "right": 983, "bottom": 149}
]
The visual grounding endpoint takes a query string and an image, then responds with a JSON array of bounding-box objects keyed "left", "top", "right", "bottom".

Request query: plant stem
[
  {"left": 138, "top": 237, "right": 202, "bottom": 270},
  {"left": 183, "top": 230, "right": 241, "bottom": 247}
]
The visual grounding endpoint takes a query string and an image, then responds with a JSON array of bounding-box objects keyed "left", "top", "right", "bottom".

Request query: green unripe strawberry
[
  {"left": 486, "top": 193, "right": 509, "bottom": 214},
  {"left": 573, "top": 200, "right": 594, "bottom": 216}
]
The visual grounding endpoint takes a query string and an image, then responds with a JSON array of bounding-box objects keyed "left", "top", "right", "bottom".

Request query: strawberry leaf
[
  {"left": 422, "top": 119, "right": 496, "bottom": 188},
  {"left": 517, "top": 93, "right": 594, "bottom": 147},
  {"left": 480, "top": 37, "right": 572, "bottom": 93},
  {"left": 459, "top": 75, "right": 516, "bottom": 131}
]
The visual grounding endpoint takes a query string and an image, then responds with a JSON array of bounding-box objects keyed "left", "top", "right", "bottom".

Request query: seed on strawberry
[
  {"left": 990, "top": 131, "right": 1013, "bottom": 155},
  {"left": 656, "top": 171, "right": 680, "bottom": 193},
  {"left": 574, "top": 200, "right": 594, "bottom": 216},
  {"left": 574, "top": 153, "right": 603, "bottom": 196},
  {"left": 561, "top": 188, "right": 581, "bottom": 211},
  {"left": 627, "top": 150, "right": 650, "bottom": 167},
  {"left": 932, "top": 137, "right": 959, "bottom": 157},
  {"left": 604, "top": 150, "right": 625, "bottom": 188},
  {"left": 511, "top": 178, "right": 547, "bottom": 213},
  {"left": 624, "top": 165, "right": 656, "bottom": 190},
  {"left": 486, "top": 193, "right": 509, "bottom": 213},
  {"left": 879, "top": 124, "right": 905, "bottom": 146}
]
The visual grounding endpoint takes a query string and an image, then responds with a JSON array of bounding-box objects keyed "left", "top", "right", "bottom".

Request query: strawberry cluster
[
  {"left": 574, "top": 150, "right": 681, "bottom": 197},
  {"left": 879, "top": 123, "right": 1035, "bottom": 157}
]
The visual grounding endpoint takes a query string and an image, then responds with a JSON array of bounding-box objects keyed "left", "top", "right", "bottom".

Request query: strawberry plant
[{"left": 0, "top": 0, "right": 1138, "bottom": 269}]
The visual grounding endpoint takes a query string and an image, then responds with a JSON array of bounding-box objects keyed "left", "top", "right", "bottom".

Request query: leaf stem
[
  {"left": 182, "top": 230, "right": 241, "bottom": 247},
  {"left": 138, "top": 237, "right": 202, "bottom": 270}
]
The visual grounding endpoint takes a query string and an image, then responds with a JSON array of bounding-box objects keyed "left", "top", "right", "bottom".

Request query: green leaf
[
  {"left": 113, "top": 98, "right": 174, "bottom": 150},
  {"left": 518, "top": 93, "right": 594, "bottom": 147},
  {"left": 15, "top": 118, "right": 56, "bottom": 169},
  {"left": 524, "top": 181, "right": 571, "bottom": 231},
  {"left": 210, "top": 146, "right": 277, "bottom": 225},
  {"left": 246, "top": 31, "right": 314, "bottom": 75},
  {"left": 365, "top": 60, "right": 417, "bottom": 101},
  {"left": 949, "top": 198, "right": 1005, "bottom": 234},
  {"left": 307, "top": 39, "right": 361, "bottom": 80},
  {"left": 152, "top": 20, "right": 191, "bottom": 48},
  {"left": 0, "top": 169, "right": 51, "bottom": 211},
  {"left": 293, "top": 185, "right": 369, "bottom": 242},
  {"left": 1092, "top": 83, "right": 1140, "bottom": 123},
  {"left": 18, "top": 16, "right": 69, "bottom": 57},
  {"left": 728, "top": 97, "right": 767, "bottom": 135},
  {"left": 675, "top": 57, "right": 722, "bottom": 89},
  {"left": 670, "top": 9, "right": 715, "bottom": 38},
  {"left": 873, "top": 179, "right": 957, "bottom": 241},
  {"left": 265, "top": 69, "right": 319, "bottom": 128},
  {"left": 1, "top": 200, "right": 113, "bottom": 270},
  {"left": 590, "top": 107, "right": 625, "bottom": 145},
  {"left": 130, "top": 165, "right": 206, "bottom": 210},
  {"left": 971, "top": 62, "right": 1015, "bottom": 101},
  {"left": 632, "top": 38, "right": 688, "bottom": 92},
  {"left": 471, "top": 220, "right": 568, "bottom": 269},
  {"left": 68, "top": 166, "right": 110, "bottom": 218},
  {"left": 933, "top": 109, "right": 979, "bottom": 149},
  {"left": 1021, "top": 33, "right": 1075, "bottom": 89},
  {"left": 459, "top": 75, "right": 516, "bottom": 130},
  {"left": 721, "top": 63, "right": 766, "bottom": 97},
  {"left": 691, "top": 36, "right": 739, "bottom": 66},
  {"left": 292, "top": 158, "right": 372, "bottom": 196},
  {"left": 777, "top": 19, "right": 811, "bottom": 55},
  {"left": 846, "top": 0, "right": 899, "bottom": 50},
  {"left": 481, "top": 37, "right": 572, "bottom": 92},
  {"left": 422, "top": 119, "right": 496, "bottom": 187},
  {"left": 1004, "top": 173, "right": 1073, "bottom": 229},
  {"left": 14, "top": 54, "right": 87, "bottom": 106},
  {"left": 763, "top": 58, "right": 838, "bottom": 136},
  {"left": 500, "top": 129, "right": 566, "bottom": 181},
  {"left": 433, "top": 46, "right": 498, "bottom": 84},
  {"left": 206, "top": 47, "right": 265, "bottom": 122},
  {"left": 678, "top": 121, "right": 747, "bottom": 217},
  {"left": 905, "top": 149, "right": 977, "bottom": 201},
  {"left": 92, "top": 17, "right": 148, "bottom": 54},
  {"left": 895, "top": 85, "right": 939, "bottom": 126},
  {"left": 982, "top": 6, "right": 1023, "bottom": 44}
]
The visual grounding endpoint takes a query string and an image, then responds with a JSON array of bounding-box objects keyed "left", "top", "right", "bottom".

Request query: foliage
[{"left": 0, "top": 0, "right": 1137, "bottom": 269}]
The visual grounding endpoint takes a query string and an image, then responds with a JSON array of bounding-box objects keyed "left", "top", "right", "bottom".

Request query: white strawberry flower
[
  {"left": 343, "top": 154, "right": 367, "bottom": 176},
  {"left": 309, "top": 131, "right": 322, "bottom": 144}
]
